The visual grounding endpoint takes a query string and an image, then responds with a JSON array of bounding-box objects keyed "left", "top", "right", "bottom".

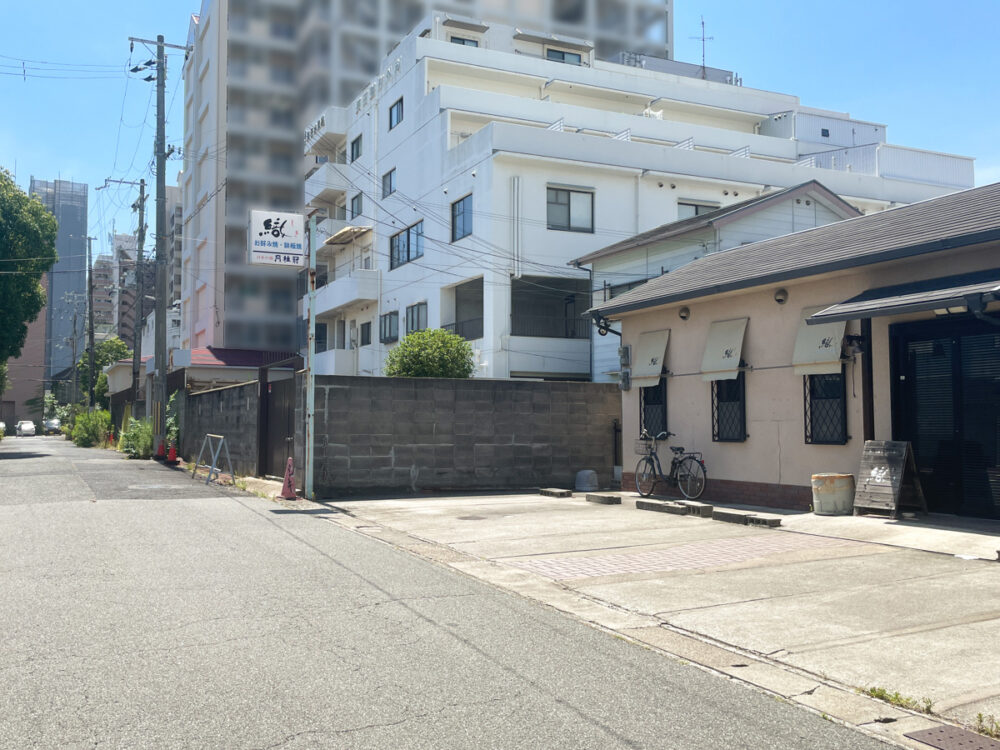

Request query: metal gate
[
  {"left": 892, "top": 318, "right": 1000, "bottom": 518},
  {"left": 263, "top": 377, "right": 296, "bottom": 478}
]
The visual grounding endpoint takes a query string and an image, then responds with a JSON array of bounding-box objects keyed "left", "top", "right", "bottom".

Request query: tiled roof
[
  {"left": 571, "top": 180, "right": 861, "bottom": 266},
  {"left": 187, "top": 348, "right": 299, "bottom": 368},
  {"left": 594, "top": 181, "right": 1000, "bottom": 318}
]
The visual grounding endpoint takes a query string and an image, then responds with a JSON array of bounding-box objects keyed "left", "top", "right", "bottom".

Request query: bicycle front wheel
[
  {"left": 677, "top": 456, "right": 707, "bottom": 500},
  {"left": 635, "top": 457, "right": 657, "bottom": 497}
]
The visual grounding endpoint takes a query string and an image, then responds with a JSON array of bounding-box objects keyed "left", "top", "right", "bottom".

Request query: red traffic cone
[
  {"left": 280, "top": 457, "right": 297, "bottom": 500},
  {"left": 166, "top": 442, "right": 178, "bottom": 465}
]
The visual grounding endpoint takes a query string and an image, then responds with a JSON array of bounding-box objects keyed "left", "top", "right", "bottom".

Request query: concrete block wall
[
  {"left": 179, "top": 381, "right": 259, "bottom": 476},
  {"left": 301, "top": 375, "right": 621, "bottom": 496}
]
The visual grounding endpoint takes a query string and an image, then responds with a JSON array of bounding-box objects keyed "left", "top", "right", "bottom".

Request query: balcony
[
  {"left": 442, "top": 317, "right": 483, "bottom": 341},
  {"left": 304, "top": 106, "right": 350, "bottom": 155},
  {"left": 510, "top": 314, "right": 591, "bottom": 339},
  {"left": 310, "top": 268, "right": 378, "bottom": 318},
  {"left": 304, "top": 162, "right": 351, "bottom": 207},
  {"left": 313, "top": 347, "right": 357, "bottom": 376}
]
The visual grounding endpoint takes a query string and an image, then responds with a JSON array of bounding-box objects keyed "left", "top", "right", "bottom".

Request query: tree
[
  {"left": 0, "top": 169, "right": 57, "bottom": 362},
  {"left": 0, "top": 361, "right": 7, "bottom": 397},
  {"left": 76, "top": 336, "right": 131, "bottom": 406},
  {"left": 383, "top": 328, "right": 475, "bottom": 378}
]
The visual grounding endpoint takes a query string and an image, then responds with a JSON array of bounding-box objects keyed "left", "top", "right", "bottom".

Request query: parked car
[
  {"left": 42, "top": 418, "right": 62, "bottom": 435},
  {"left": 15, "top": 420, "right": 36, "bottom": 437}
]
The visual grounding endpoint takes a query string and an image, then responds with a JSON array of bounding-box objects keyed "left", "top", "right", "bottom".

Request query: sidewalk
[{"left": 303, "top": 489, "right": 1000, "bottom": 749}]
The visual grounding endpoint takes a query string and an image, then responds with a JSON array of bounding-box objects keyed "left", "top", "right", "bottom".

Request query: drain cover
[{"left": 905, "top": 726, "right": 1000, "bottom": 750}]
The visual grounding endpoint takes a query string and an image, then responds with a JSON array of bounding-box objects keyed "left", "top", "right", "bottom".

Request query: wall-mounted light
[
  {"left": 773, "top": 288, "right": 788, "bottom": 304},
  {"left": 678, "top": 306, "right": 690, "bottom": 320}
]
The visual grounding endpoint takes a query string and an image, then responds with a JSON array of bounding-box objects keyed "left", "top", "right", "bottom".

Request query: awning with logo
[
  {"left": 701, "top": 318, "right": 748, "bottom": 381},
  {"left": 793, "top": 309, "right": 846, "bottom": 375},
  {"left": 631, "top": 329, "right": 670, "bottom": 387}
]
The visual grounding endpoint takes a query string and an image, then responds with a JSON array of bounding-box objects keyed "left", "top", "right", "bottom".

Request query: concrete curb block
[
  {"left": 711, "top": 508, "right": 757, "bottom": 525},
  {"left": 539, "top": 487, "right": 573, "bottom": 498},
  {"left": 586, "top": 494, "right": 621, "bottom": 505},
  {"left": 637, "top": 499, "right": 688, "bottom": 514},
  {"left": 678, "top": 501, "right": 713, "bottom": 518}
]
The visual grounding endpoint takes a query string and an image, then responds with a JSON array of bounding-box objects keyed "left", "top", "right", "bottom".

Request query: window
[
  {"left": 821, "top": 128, "right": 830, "bottom": 138},
  {"left": 360, "top": 321, "right": 372, "bottom": 347},
  {"left": 640, "top": 377, "right": 667, "bottom": 437},
  {"left": 350, "top": 192, "right": 363, "bottom": 219},
  {"left": 677, "top": 201, "right": 717, "bottom": 220},
  {"left": 450, "top": 36, "right": 478, "bottom": 47},
  {"left": 804, "top": 371, "right": 848, "bottom": 444},
  {"left": 711, "top": 372, "right": 746, "bottom": 442},
  {"left": 315, "top": 322, "right": 328, "bottom": 353},
  {"left": 388, "top": 98, "right": 404, "bottom": 129},
  {"left": 389, "top": 221, "right": 424, "bottom": 269},
  {"left": 608, "top": 279, "right": 646, "bottom": 300},
  {"left": 382, "top": 168, "right": 396, "bottom": 198},
  {"left": 451, "top": 194, "right": 472, "bottom": 241},
  {"left": 350, "top": 135, "right": 362, "bottom": 162},
  {"left": 546, "top": 48, "right": 582, "bottom": 65},
  {"left": 547, "top": 187, "right": 593, "bottom": 233},
  {"left": 405, "top": 302, "right": 428, "bottom": 334},
  {"left": 379, "top": 311, "right": 398, "bottom": 343}
]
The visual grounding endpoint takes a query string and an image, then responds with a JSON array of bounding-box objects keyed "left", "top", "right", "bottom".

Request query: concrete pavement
[
  {"left": 319, "top": 489, "right": 1000, "bottom": 747},
  {"left": 0, "top": 435, "right": 895, "bottom": 749}
]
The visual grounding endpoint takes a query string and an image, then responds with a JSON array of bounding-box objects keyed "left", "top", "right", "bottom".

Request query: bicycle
[{"left": 634, "top": 430, "right": 707, "bottom": 499}]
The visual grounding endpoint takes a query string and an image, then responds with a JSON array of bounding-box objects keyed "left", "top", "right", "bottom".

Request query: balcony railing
[
  {"left": 511, "top": 314, "right": 591, "bottom": 339},
  {"left": 442, "top": 318, "right": 483, "bottom": 341}
]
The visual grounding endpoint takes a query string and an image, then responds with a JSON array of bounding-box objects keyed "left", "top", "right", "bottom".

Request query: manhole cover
[{"left": 905, "top": 726, "right": 1000, "bottom": 750}]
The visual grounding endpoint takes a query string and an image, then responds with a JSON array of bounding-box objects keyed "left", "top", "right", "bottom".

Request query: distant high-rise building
[
  {"left": 180, "top": 0, "right": 671, "bottom": 352},
  {"left": 92, "top": 253, "right": 115, "bottom": 330},
  {"left": 28, "top": 178, "right": 88, "bottom": 387},
  {"left": 166, "top": 184, "right": 183, "bottom": 305}
]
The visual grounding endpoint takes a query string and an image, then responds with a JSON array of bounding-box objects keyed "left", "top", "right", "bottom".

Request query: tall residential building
[
  {"left": 111, "top": 233, "right": 154, "bottom": 349},
  {"left": 166, "top": 184, "right": 184, "bottom": 305},
  {"left": 300, "top": 18, "right": 973, "bottom": 380},
  {"left": 180, "top": 0, "right": 673, "bottom": 353},
  {"left": 92, "top": 253, "right": 116, "bottom": 330},
  {"left": 28, "top": 178, "right": 88, "bottom": 386}
]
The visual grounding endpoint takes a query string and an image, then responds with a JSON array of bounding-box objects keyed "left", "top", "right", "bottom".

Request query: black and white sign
[{"left": 249, "top": 210, "right": 305, "bottom": 267}]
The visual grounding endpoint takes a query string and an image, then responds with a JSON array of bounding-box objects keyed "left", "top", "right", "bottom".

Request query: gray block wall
[
  {"left": 301, "top": 375, "right": 621, "bottom": 497},
  {"left": 179, "top": 381, "right": 259, "bottom": 476}
]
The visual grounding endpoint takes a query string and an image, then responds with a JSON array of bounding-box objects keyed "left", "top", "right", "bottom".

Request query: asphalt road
[{"left": 0, "top": 436, "right": 893, "bottom": 749}]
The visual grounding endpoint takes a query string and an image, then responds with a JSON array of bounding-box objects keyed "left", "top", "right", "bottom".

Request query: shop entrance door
[{"left": 892, "top": 318, "right": 1000, "bottom": 519}]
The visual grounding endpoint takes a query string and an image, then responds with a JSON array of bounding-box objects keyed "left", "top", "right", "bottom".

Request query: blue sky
[{"left": 1, "top": 1, "right": 998, "bottom": 261}]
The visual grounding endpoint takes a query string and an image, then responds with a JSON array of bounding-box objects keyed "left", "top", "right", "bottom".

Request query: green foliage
[
  {"left": 120, "top": 416, "right": 153, "bottom": 459},
  {"left": 166, "top": 392, "right": 179, "bottom": 445},
  {"left": 0, "top": 361, "right": 7, "bottom": 396},
  {"left": 56, "top": 401, "right": 81, "bottom": 428},
  {"left": 383, "top": 328, "right": 475, "bottom": 379},
  {"left": 860, "top": 686, "right": 933, "bottom": 714},
  {"left": 42, "top": 392, "right": 58, "bottom": 420},
  {"left": 976, "top": 713, "right": 1000, "bottom": 739},
  {"left": 76, "top": 336, "right": 131, "bottom": 402},
  {"left": 72, "top": 409, "right": 111, "bottom": 448},
  {"left": 0, "top": 169, "right": 58, "bottom": 362}
]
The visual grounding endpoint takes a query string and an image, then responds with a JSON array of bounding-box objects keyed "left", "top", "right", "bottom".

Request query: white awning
[
  {"left": 631, "top": 329, "right": 670, "bottom": 387},
  {"left": 700, "top": 318, "right": 748, "bottom": 381},
  {"left": 793, "top": 309, "right": 846, "bottom": 375}
]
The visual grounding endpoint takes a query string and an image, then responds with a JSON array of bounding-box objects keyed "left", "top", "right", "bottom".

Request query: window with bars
[
  {"left": 640, "top": 377, "right": 667, "bottom": 437},
  {"left": 390, "top": 221, "right": 424, "bottom": 269},
  {"left": 451, "top": 194, "right": 472, "bottom": 241},
  {"left": 804, "top": 371, "right": 848, "bottom": 444},
  {"left": 405, "top": 302, "right": 427, "bottom": 334},
  {"left": 379, "top": 311, "right": 398, "bottom": 343},
  {"left": 711, "top": 371, "right": 746, "bottom": 442}
]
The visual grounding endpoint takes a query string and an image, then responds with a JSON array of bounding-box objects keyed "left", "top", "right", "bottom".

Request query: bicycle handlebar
[{"left": 640, "top": 430, "right": 675, "bottom": 440}]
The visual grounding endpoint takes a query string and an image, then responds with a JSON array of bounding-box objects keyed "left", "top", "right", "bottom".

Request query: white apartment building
[
  {"left": 301, "top": 16, "right": 974, "bottom": 381},
  {"left": 180, "top": 0, "right": 671, "bottom": 356}
]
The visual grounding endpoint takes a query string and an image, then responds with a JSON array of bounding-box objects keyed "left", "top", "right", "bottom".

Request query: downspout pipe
[{"left": 968, "top": 294, "right": 1000, "bottom": 327}]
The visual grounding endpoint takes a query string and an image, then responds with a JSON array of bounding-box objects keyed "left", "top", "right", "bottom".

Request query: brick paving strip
[{"left": 506, "top": 533, "right": 866, "bottom": 580}]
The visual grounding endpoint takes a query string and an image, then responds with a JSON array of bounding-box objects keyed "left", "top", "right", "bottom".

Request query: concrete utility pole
[
  {"left": 87, "top": 236, "right": 96, "bottom": 409},
  {"left": 129, "top": 34, "right": 189, "bottom": 456},
  {"left": 97, "top": 178, "right": 147, "bottom": 407}
]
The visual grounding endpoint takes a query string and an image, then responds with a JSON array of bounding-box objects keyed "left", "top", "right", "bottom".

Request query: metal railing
[
  {"left": 511, "top": 314, "right": 591, "bottom": 339},
  {"left": 442, "top": 318, "right": 484, "bottom": 341}
]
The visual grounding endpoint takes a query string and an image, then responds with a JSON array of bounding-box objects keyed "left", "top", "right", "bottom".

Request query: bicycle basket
[{"left": 634, "top": 439, "right": 654, "bottom": 455}]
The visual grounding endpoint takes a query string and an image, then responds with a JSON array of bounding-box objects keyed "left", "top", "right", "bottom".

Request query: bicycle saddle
[{"left": 670, "top": 446, "right": 685, "bottom": 454}]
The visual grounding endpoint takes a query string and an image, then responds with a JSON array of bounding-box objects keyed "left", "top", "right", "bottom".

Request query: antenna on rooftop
[{"left": 689, "top": 16, "right": 714, "bottom": 80}]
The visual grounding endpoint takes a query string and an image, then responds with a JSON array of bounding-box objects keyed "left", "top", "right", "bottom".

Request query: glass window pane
[{"left": 569, "top": 191, "right": 592, "bottom": 231}]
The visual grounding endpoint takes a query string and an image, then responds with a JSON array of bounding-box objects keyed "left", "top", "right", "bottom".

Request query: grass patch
[
  {"left": 976, "top": 713, "right": 1000, "bottom": 739},
  {"left": 860, "top": 686, "right": 933, "bottom": 714}
]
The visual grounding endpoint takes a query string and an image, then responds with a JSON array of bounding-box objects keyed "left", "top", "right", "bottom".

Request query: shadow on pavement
[{"left": 0, "top": 452, "right": 48, "bottom": 460}]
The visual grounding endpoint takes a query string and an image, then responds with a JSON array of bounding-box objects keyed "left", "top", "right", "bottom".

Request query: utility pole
[
  {"left": 129, "top": 34, "right": 188, "bottom": 457},
  {"left": 87, "top": 236, "right": 96, "bottom": 409},
  {"left": 97, "top": 178, "right": 147, "bottom": 407}
]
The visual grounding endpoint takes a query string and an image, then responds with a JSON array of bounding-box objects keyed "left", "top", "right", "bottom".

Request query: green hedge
[{"left": 72, "top": 410, "right": 111, "bottom": 448}]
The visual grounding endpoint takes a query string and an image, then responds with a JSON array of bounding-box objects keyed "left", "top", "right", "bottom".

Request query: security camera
[
  {"left": 597, "top": 325, "right": 609, "bottom": 336},
  {"left": 471, "top": 170, "right": 477, "bottom": 177}
]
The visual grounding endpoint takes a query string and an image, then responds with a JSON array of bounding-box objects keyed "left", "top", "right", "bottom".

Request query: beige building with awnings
[{"left": 591, "top": 182, "right": 1000, "bottom": 518}]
